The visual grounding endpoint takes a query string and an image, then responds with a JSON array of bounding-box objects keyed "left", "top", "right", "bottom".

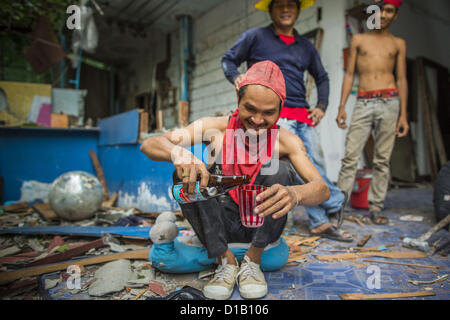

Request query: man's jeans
[
  {"left": 337, "top": 97, "right": 400, "bottom": 212},
  {"left": 278, "top": 118, "right": 345, "bottom": 229}
]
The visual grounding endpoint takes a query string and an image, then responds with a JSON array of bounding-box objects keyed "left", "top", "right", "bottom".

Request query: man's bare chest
[{"left": 357, "top": 38, "right": 398, "bottom": 62}]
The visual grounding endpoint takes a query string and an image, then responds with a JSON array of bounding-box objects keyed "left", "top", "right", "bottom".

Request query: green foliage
[
  {"left": 0, "top": 1, "right": 74, "bottom": 83},
  {"left": 0, "top": 0, "right": 74, "bottom": 32},
  {"left": 0, "top": 34, "right": 53, "bottom": 83},
  {"left": 55, "top": 244, "right": 69, "bottom": 252}
]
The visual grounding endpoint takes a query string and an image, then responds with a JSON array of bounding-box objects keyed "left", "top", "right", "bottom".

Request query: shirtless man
[
  {"left": 336, "top": 0, "right": 409, "bottom": 225},
  {"left": 141, "top": 61, "right": 329, "bottom": 299}
]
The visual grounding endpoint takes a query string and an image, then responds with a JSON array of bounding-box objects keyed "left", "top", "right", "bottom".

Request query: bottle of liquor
[{"left": 172, "top": 174, "right": 250, "bottom": 204}]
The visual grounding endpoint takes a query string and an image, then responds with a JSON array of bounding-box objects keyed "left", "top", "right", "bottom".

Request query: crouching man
[{"left": 140, "top": 61, "right": 329, "bottom": 300}]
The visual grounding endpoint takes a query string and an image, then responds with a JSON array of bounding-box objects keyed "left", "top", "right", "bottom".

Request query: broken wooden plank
[
  {"left": 0, "top": 249, "right": 150, "bottom": 286},
  {"left": 134, "top": 211, "right": 184, "bottom": 219},
  {"left": 316, "top": 251, "right": 428, "bottom": 261},
  {"left": 295, "top": 236, "right": 320, "bottom": 246},
  {"left": 340, "top": 291, "right": 436, "bottom": 300},
  {"left": 139, "top": 110, "right": 149, "bottom": 133},
  {"left": 355, "top": 245, "right": 393, "bottom": 252},
  {"left": 26, "top": 238, "right": 107, "bottom": 267},
  {"left": 344, "top": 215, "right": 366, "bottom": 227},
  {"left": 89, "top": 149, "right": 109, "bottom": 201},
  {"left": 0, "top": 203, "right": 30, "bottom": 213},
  {"left": 0, "top": 251, "right": 41, "bottom": 264},
  {"left": 133, "top": 288, "right": 148, "bottom": 300},
  {"left": 422, "top": 60, "right": 448, "bottom": 167},
  {"left": 102, "top": 193, "right": 118, "bottom": 208},
  {"left": 357, "top": 234, "right": 372, "bottom": 247},
  {"left": 0, "top": 210, "right": 33, "bottom": 219},
  {"left": 416, "top": 58, "right": 438, "bottom": 181},
  {"left": 121, "top": 238, "right": 148, "bottom": 247},
  {"left": 0, "top": 278, "right": 38, "bottom": 297},
  {"left": 287, "top": 256, "right": 307, "bottom": 263},
  {"left": 408, "top": 274, "right": 448, "bottom": 286},
  {"left": 0, "top": 218, "right": 26, "bottom": 228},
  {"left": 363, "top": 259, "right": 443, "bottom": 270},
  {"left": 32, "top": 203, "right": 59, "bottom": 221}
]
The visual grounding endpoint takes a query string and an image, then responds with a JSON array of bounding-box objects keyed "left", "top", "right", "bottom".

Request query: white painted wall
[
  {"left": 391, "top": 0, "right": 450, "bottom": 71},
  {"left": 307, "top": 0, "right": 351, "bottom": 182}
]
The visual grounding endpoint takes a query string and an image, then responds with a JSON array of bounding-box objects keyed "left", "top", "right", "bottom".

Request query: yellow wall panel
[{"left": 0, "top": 81, "right": 51, "bottom": 126}]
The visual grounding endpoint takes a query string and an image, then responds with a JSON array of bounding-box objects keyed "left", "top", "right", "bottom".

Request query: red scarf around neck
[
  {"left": 222, "top": 109, "right": 279, "bottom": 204},
  {"left": 220, "top": 60, "right": 286, "bottom": 204}
]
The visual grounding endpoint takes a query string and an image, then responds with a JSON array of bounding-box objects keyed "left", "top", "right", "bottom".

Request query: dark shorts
[{"left": 174, "top": 159, "right": 300, "bottom": 258}]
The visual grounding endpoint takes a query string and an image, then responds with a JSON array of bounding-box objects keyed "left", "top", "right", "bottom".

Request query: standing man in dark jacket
[{"left": 222, "top": 0, "right": 352, "bottom": 241}]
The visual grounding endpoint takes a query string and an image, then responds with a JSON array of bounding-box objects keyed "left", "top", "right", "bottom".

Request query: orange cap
[{"left": 239, "top": 60, "right": 286, "bottom": 108}]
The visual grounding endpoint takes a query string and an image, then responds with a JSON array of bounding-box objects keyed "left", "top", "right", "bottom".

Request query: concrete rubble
[{"left": 88, "top": 259, "right": 135, "bottom": 297}]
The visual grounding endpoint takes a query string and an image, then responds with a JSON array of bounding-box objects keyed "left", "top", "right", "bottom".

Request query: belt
[{"left": 358, "top": 89, "right": 399, "bottom": 100}]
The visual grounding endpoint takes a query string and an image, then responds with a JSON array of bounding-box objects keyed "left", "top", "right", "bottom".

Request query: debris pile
[
  {"left": 1, "top": 189, "right": 449, "bottom": 300},
  {"left": 0, "top": 199, "right": 203, "bottom": 300}
]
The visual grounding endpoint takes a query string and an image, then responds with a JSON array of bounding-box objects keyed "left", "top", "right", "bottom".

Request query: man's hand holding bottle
[{"left": 173, "top": 149, "right": 210, "bottom": 197}]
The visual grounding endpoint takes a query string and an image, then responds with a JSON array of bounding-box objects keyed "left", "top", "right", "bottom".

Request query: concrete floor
[{"left": 244, "top": 185, "right": 450, "bottom": 300}]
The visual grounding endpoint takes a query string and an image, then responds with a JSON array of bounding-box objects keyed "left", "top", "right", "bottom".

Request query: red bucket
[{"left": 351, "top": 170, "right": 372, "bottom": 209}]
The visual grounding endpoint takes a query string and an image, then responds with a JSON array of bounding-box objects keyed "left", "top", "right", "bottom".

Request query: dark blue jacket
[{"left": 222, "top": 24, "right": 329, "bottom": 111}]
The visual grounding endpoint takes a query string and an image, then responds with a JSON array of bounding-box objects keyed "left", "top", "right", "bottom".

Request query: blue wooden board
[
  {"left": 0, "top": 127, "right": 99, "bottom": 203},
  {"left": 98, "top": 109, "right": 140, "bottom": 146},
  {"left": 0, "top": 226, "right": 185, "bottom": 239}
]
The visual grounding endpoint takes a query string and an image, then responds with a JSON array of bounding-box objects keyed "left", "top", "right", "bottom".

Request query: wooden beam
[
  {"left": 26, "top": 238, "right": 107, "bottom": 267},
  {"left": 363, "top": 259, "right": 443, "bottom": 270},
  {"left": 417, "top": 58, "right": 438, "bottom": 181},
  {"left": 357, "top": 234, "right": 372, "bottom": 247},
  {"left": 32, "top": 203, "right": 59, "bottom": 221},
  {"left": 0, "top": 203, "right": 29, "bottom": 212},
  {"left": 0, "top": 249, "right": 150, "bottom": 286},
  {"left": 316, "top": 251, "right": 427, "bottom": 261},
  {"left": 89, "top": 149, "right": 109, "bottom": 201},
  {"left": 102, "top": 193, "right": 118, "bottom": 208},
  {"left": 422, "top": 64, "right": 448, "bottom": 167},
  {"left": 340, "top": 291, "right": 435, "bottom": 300},
  {"left": 178, "top": 101, "right": 189, "bottom": 128},
  {"left": 139, "top": 110, "right": 149, "bottom": 134}
]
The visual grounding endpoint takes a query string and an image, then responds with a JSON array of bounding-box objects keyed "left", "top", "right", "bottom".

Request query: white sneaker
[
  {"left": 203, "top": 257, "right": 239, "bottom": 300},
  {"left": 237, "top": 255, "right": 268, "bottom": 299}
]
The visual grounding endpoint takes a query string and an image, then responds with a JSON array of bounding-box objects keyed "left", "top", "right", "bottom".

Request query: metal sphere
[{"left": 49, "top": 171, "right": 103, "bottom": 221}]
